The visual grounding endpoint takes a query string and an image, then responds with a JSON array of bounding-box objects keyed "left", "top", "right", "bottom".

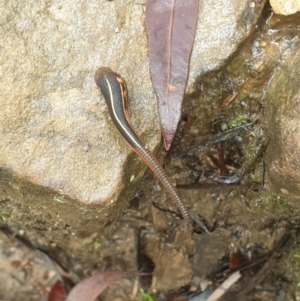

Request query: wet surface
[{"left": 1, "top": 7, "right": 300, "bottom": 301}]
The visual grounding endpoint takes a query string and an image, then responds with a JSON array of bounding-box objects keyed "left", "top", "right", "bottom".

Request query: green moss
[
  {"left": 0, "top": 213, "right": 9, "bottom": 221},
  {"left": 139, "top": 289, "right": 155, "bottom": 301},
  {"left": 254, "top": 204, "right": 261, "bottom": 212},
  {"left": 284, "top": 249, "right": 300, "bottom": 293},
  {"left": 248, "top": 192, "right": 292, "bottom": 216},
  {"left": 270, "top": 195, "right": 289, "bottom": 212},
  {"left": 88, "top": 241, "right": 102, "bottom": 252},
  {"left": 221, "top": 114, "right": 249, "bottom": 131},
  {"left": 56, "top": 214, "right": 63, "bottom": 222},
  {"left": 0, "top": 211, "right": 18, "bottom": 222},
  {"left": 53, "top": 196, "right": 66, "bottom": 203},
  {"left": 93, "top": 242, "right": 101, "bottom": 250}
]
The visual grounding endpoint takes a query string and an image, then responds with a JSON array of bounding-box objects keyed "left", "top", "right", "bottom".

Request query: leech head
[
  {"left": 94, "top": 67, "right": 128, "bottom": 109},
  {"left": 94, "top": 67, "right": 115, "bottom": 104},
  {"left": 94, "top": 67, "right": 192, "bottom": 228}
]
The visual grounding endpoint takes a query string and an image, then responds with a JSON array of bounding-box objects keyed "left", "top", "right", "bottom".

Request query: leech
[{"left": 94, "top": 67, "right": 193, "bottom": 228}]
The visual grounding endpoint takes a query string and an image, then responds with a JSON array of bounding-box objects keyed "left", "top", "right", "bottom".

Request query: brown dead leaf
[
  {"left": 66, "top": 271, "right": 130, "bottom": 301},
  {"left": 146, "top": 0, "right": 199, "bottom": 150}
]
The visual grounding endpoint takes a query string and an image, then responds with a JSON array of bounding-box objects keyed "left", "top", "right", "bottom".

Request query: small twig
[
  {"left": 177, "top": 181, "right": 261, "bottom": 191},
  {"left": 236, "top": 137, "right": 270, "bottom": 181},
  {"left": 172, "top": 124, "right": 252, "bottom": 159},
  {"left": 190, "top": 212, "right": 210, "bottom": 233},
  {"left": 219, "top": 91, "right": 238, "bottom": 108},
  {"left": 236, "top": 253, "right": 276, "bottom": 300},
  {"left": 151, "top": 201, "right": 182, "bottom": 220},
  {"left": 211, "top": 137, "right": 270, "bottom": 184},
  {"left": 214, "top": 121, "right": 227, "bottom": 175},
  {"left": 205, "top": 271, "right": 241, "bottom": 301}
]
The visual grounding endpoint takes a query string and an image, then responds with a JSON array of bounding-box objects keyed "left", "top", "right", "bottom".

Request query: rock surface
[
  {"left": 0, "top": 231, "right": 61, "bottom": 301},
  {"left": 265, "top": 30, "right": 300, "bottom": 199},
  {"left": 0, "top": 0, "right": 267, "bottom": 211},
  {"left": 0, "top": 0, "right": 156, "bottom": 206},
  {"left": 193, "top": 228, "right": 231, "bottom": 277},
  {"left": 188, "top": 0, "right": 267, "bottom": 88}
]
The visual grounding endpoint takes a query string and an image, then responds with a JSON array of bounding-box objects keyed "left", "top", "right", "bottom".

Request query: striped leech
[{"left": 94, "top": 67, "right": 193, "bottom": 228}]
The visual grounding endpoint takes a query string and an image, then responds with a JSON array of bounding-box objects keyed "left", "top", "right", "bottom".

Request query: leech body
[{"left": 94, "top": 67, "right": 192, "bottom": 228}]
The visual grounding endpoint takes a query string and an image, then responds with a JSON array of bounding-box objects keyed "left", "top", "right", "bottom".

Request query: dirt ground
[{"left": 1, "top": 6, "right": 300, "bottom": 301}]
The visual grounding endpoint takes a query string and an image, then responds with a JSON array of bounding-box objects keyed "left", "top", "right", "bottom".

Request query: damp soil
[{"left": 1, "top": 8, "right": 300, "bottom": 301}]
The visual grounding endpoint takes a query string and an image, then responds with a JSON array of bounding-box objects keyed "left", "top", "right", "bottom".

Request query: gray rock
[
  {"left": 0, "top": 0, "right": 156, "bottom": 206},
  {"left": 0, "top": 0, "right": 267, "bottom": 211}
]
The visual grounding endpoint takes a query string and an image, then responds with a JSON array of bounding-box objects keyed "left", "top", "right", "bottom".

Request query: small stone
[{"left": 270, "top": 0, "right": 300, "bottom": 15}]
